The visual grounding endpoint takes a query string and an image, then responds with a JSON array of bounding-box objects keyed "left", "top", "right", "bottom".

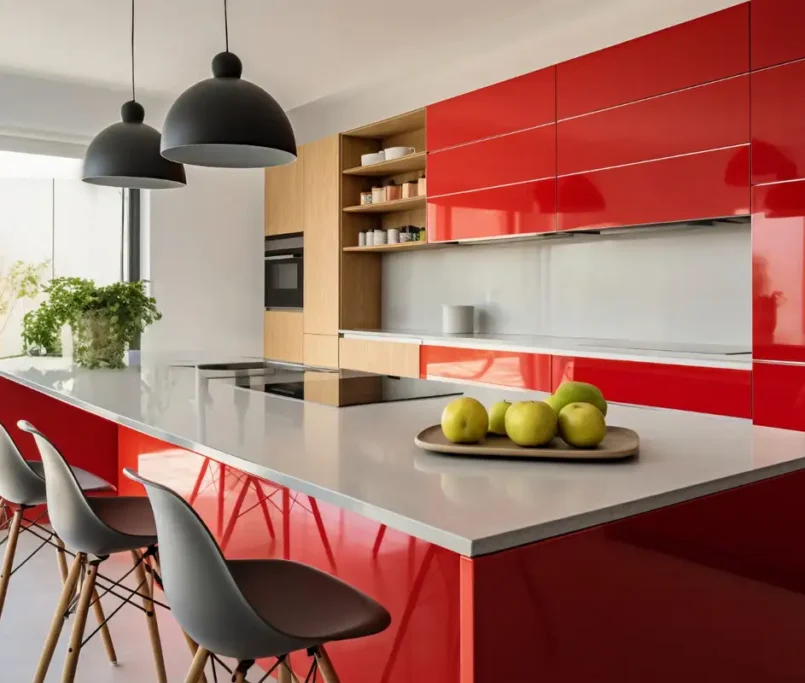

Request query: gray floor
[{"left": 0, "top": 531, "right": 269, "bottom": 682}]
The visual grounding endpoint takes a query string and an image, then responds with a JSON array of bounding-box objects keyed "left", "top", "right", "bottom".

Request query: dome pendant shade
[
  {"left": 83, "top": 101, "right": 187, "bottom": 189},
  {"left": 161, "top": 52, "right": 297, "bottom": 169}
]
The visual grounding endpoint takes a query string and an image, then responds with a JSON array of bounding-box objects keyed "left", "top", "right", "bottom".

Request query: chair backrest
[
  {"left": 0, "top": 422, "right": 46, "bottom": 506},
  {"left": 122, "top": 468, "right": 300, "bottom": 659},
  {"left": 17, "top": 420, "right": 120, "bottom": 554}
]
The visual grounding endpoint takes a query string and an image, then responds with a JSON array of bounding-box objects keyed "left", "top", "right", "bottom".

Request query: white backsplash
[{"left": 381, "top": 221, "right": 751, "bottom": 347}]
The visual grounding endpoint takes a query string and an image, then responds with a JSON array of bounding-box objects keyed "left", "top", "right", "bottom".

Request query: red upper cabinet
[
  {"left": 752, "top": 180, "right": 805, "bottom": 363},
  {"left": 558, "top": 76, "right": 749, "bottom": 175},
  {"left": 556, "top": 5, "right": 749, "bottom": 120},
  {"left": 751, "top": 60, "right": 805, "bottom": 185},
  {"left": 558, "top": 146, "right": 749, "bottom": 231},
  {"left": 753, "top": 361, "right": 805, "bottom": 430},
  {"left": 428, "top": 179, "right": 555, "bottom": 242},
  {"left": 751, "top": 0, "right": 805, "bottom": 70},
  {"left": 428, "top": 125, "right": 555, "bottom": 197},
  {"left": 427, "top": 67, "right": 555, "bottom": 152}
]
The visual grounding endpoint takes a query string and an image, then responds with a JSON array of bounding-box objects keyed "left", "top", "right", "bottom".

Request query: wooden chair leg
[
  {"left": 152, "top": 552, "right": 208, "bottom": 683},
  {"left": 234, "top": 671, "right": 246, "bottom": 683},
  {"left": 131, "top": 550, "right": 168, "bottom": 683},
  {"left": 0, "top": 508, "right": 23, "bottom": 618},
  {"left": 60, "top": 557, "right": 99, "bottom": 683},
  {"left": 183, "top": 647, "right": 210, "bottom": 683},
  {"left": 33, "top": 552, "right": 84, "bottom": 683},
  {"left": 315, "top": 646, "right": 341, "bottom": 683},
  {"left": 55, "top": 538, "right": 117, "bottom": 664},
  {"left": 278, "top": 659, "right": 292, "bottom": 683}
]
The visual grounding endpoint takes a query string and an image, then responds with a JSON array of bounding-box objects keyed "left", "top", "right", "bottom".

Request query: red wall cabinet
[
  {"left": 751, "top": 60, "right": 805, "bottom": 186},
  {"left": 420, "top": 346, "right": 552, "bottom": 392},
  {"left": 752, "top": 180, "right": 805, "bottom": 362},
  {"left": 428, "top": 180, "right": 555, "bottom": 242},
  {"left": 427, "top": 67, "right": 555, "bottom": 152},
  {"left": 753, "top": 361, "right": 805, "bottom": 430},
  {"left": 558, "top": 76, "right": 749, "bottom": 176},
  {"left": 556, "top": 5, "right": 749, "bottom": 119},
  {"left": 557, "top": 146, "right": 750, "bottom": 231},
  {"left": 428, "top": 125, "right": 556, "bottom": 197},
  {"left": 750, "top": 0, "right": 805, "bottom": 70},
  {"left": 552, "top": 356, "right": 751, "bottom": 418}
]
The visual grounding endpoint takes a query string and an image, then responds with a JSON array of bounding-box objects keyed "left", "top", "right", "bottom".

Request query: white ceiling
[{"left": 0, "top": 0, "right": 700, "bottom": 113}]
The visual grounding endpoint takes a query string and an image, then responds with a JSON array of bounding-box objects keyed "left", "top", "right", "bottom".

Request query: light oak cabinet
[
  {"left": 338, "top": 337, "right": 420, "bottom": 378},
  {"left": 304, "top": 334, "right": 339, "bottom": 368},
  {"left": 265, "top": 152, "right": 304, "bottom": 236},
  {"left": 264, "top": 310, "right": 304, "bottom": 363},
  {"left": 303, "top": 135, "right": 340, "bottom": 336}
]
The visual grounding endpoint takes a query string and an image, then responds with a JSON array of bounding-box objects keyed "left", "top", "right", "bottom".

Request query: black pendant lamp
[
  {"left": 160, "top": 0, "right": 297, "bottom": 168},
  {"left": 83, "top": 0, "right": 186, "bottom": 189}
]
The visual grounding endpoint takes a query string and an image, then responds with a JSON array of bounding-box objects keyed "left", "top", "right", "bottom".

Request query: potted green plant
[{"left": 22, "top": 277, "right": 161, "bottom": 369}]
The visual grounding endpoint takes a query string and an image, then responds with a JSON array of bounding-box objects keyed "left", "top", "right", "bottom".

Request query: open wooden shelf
[
  {"left": 344, "top": 109, "right": 426, "bottom": 139},
  {"left": 343, "top": 152, "right": 426, "bottom": 177},
  {"left": 343, "top": 195, "right": 426, "bottom": 214},
  {"left": 343, "top": 241, "right": 448, "bottom": 253}
]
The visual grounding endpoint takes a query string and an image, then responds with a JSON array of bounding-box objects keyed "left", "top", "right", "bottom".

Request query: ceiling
[{"left": 0, "top": 0, "right": 691, "bottom": 113}]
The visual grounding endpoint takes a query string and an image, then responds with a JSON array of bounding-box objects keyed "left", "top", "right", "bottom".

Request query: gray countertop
[{"left": 0, "top": 355, "right": 801, "bottom": 557}]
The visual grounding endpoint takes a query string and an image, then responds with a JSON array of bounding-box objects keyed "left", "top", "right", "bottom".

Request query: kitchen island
[{"left": 1, "top": 355, "right": 804, "bottom": 682}]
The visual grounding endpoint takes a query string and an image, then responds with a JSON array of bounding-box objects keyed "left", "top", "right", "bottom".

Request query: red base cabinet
[
  {"left": 753, "top": 361, "right": 805, "bottom": 431},
  {"left": 420, "top": 346, "right": 552, "bottom": 391},
  {"left": 552, "top": 356, "right": 752, "bottom": 418}
]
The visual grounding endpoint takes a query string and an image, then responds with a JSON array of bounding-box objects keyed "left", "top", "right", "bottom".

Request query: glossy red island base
[{"left": 4, "top": 377, "right": 805, "bottom": 682}]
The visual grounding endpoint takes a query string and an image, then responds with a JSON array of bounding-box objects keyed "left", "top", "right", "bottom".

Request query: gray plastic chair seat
[
  {"left": 227, "top": 559, "right": 391, "bottom": 643},
  {"left": 24, "top": 461, "right": 114, "bottom": 504}
]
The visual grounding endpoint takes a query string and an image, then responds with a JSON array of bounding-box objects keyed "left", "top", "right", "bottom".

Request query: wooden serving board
[{"left": 414, "top": 425, "right": 639, "bottom": 461}]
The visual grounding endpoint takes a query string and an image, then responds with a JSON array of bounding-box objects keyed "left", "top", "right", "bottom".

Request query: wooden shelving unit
[
  {"left": 343, "top": 241, "right": 446, "bottom": 253},
  {"left": 340, "top": 108, "right": 428, "bottom": 330},
  {"left": 343, "top": 151, "right": 427, "bottom": 177},
  {"left": 343, "top": 195, "right": 426, "bottom": 214}
]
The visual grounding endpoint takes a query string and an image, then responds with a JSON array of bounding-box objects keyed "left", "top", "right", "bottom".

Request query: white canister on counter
[
  {"left": 387, "top": 228, "right": 400, "bottom": 244},
  {"left": 442, "top": 305, "right": 475, "bottom": 334},
  {"left": 358, "top": 232, "right": 366, "bottom": 247}
]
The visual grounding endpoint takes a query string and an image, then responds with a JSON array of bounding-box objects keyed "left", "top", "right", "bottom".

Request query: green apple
[
  {"left": 441, "top": 397, "right": 489, "bottom": 444},
  {"left": 552, "top": 381, "right": 607, "bottom": 416},
  {"left": 558, "top": 402, "right": 607, "bottom": 448},
  {"left": 488, "top": 400, "right": 511, "bottom": 435},
  {"left": 543, "top": 394, "right": 562, "bottom": 415},
  {"left": 504, "top": 401, "right": 557, "bottom": 447}
]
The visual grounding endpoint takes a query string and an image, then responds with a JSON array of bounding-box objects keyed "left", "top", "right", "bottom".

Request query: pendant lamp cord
[
  {"left": 130, "top": 0, "right": 136, "bottom": 101},
  {"left": 224, "top": 0, "right": 229, "bottom": 51}
]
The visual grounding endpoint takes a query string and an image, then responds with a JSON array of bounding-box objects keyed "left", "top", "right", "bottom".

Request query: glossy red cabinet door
[
  {"left": 753, "top": 362, "right": 805, "bottom": 430},
  {"left": 558, "top": 76, "right": 749, "bottom": 175},
  {"left": 751, "top": 0, "right": 805, "bottom": 70},
  {"left": 557, "top": 146, "right": 750, "bottom": 231},
  {"left": 751, "top": 61, "right": 805, "bottom": 185},
  {"left": 752, "top": 180, "right": 805, "bottom": 362},
  {"left": 428, "top": 179, "right": 555, "bottom": 242},
  {"left": 428, "top": 125, "right": 555, "bottom": 197},
  {"left": 427, "top": 67, "right": 555, "bottom": 152},
  {"left": 420, "top": 346, "right": 552, "bottom": 391},
  {"left": 552, "top": 356, "right": 751, "bottom": 418},
  {"left": 556, "top": 5, "right": 749, "bottom": 119}
]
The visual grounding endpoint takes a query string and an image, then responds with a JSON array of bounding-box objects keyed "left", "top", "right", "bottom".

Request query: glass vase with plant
[{"left": 22, "top": 278, "right": 161, "bottom": 369}]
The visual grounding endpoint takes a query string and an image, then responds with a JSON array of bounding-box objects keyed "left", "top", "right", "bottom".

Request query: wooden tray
[{"left": 414, "top": 425, "right": 639, "bottom": 461}]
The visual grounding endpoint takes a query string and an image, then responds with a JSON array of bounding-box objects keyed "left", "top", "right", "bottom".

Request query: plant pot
[{"left": 71, "top": 311, "right": 127, "bottom": 369}]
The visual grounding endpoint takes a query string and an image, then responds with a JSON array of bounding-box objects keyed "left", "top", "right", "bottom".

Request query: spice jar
[
  {"left": 385, "top": 181, "right": 401, "bottom": 202},
  {"left": 360, "top": 191, "right": 372, "bottom": 205},
  {"left": 401, "top": 181, "right": 418, "bottom": 199},
  {"left": 371, "top": 186, "right": 385, "bottom": 204},
  {"left": 417, "top": 176, "right": 426, "bottom": 196}
]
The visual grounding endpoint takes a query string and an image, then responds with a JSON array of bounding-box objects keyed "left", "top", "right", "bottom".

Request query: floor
[{"left": 0, "top": 530, "right": 270, "bottom": 682}]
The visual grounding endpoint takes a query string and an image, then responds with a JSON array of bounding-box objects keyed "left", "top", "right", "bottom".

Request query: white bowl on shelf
[
  {"left": 383, "top": 146, "right": 415, "bottom": 160},
  {"left": 360, "top": 151, "right": 386, "bottom": 166}
]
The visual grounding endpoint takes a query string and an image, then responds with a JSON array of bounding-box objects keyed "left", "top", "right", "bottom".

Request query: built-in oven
[{"left": 265, "top": 233, "right": 303, "bottom": 309}]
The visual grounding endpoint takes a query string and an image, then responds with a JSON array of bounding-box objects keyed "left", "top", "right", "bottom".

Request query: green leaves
[{"left": 21, "top": 277, "right": 162, "bottom": 359}]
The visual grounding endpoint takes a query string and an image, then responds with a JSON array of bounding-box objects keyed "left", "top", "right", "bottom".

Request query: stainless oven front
[{"left": 265, "top": 233, "right": 303, "bottom": 309}]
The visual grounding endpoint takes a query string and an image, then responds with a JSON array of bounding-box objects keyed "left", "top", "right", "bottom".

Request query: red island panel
[{"left": 556, "top": 5, "right": 749, "bottom": 119}]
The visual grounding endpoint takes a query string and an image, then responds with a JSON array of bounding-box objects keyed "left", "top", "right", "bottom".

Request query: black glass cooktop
[{"left": 192, "top": 361, "right": 461, "bottom": 407}]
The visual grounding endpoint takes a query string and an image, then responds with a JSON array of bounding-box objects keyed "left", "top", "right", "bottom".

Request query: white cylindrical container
[
  {"left": 374, "top": 229, "right": 387, "bottom": 245},
  {"left": 442, "top": 305, "right": 475, "bottom": 334},
  {"left": 358, "top": 232, "right": 366, "bottom": 247},
  {"left": 365, "top": 231, "right": 374, "bottom": 246},
  {"left": 388, "top": 228, "right": 400, "bottom": 244}
]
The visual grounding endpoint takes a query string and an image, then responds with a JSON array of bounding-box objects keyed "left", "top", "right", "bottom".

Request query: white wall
[
  {"left": 382, "top": 221, "right": 751, "bottom": 347},
  {"left": 143, "top": 165, "right": 265, "bottom": 357}
]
